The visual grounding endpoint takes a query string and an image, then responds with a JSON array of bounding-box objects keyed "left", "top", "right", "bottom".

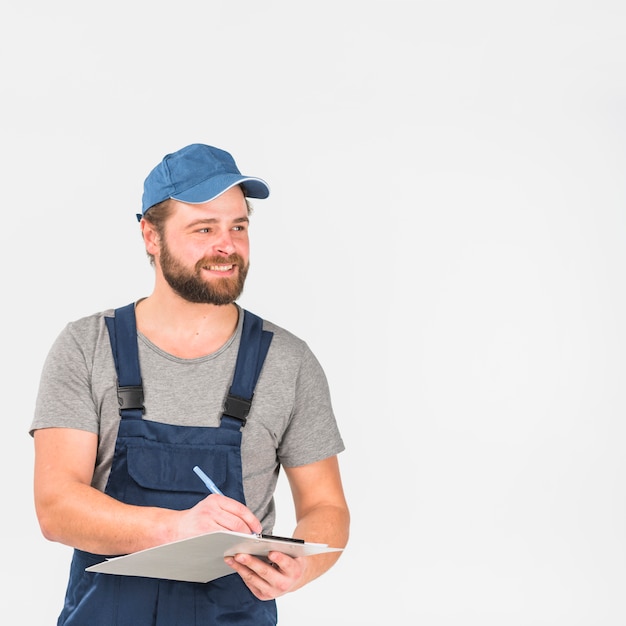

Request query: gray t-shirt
[{"left": 31, "top": 304, "right": 344, "bottom": 531}]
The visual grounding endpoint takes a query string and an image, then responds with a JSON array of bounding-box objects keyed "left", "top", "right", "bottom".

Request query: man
[{"left": 31, "top": 143, "right": 349, "bottom": 625}]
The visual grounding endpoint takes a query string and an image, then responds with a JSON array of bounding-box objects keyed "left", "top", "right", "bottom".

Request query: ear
[{"left": 140, "top": 219, "right": 161, "bottom": 256}]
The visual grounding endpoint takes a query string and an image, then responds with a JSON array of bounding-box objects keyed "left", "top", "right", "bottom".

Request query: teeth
[{"left": 207, "top": 265, "right": 233, "bottom": 272}]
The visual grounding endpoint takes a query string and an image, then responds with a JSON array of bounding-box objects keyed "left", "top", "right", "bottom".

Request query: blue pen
[{"left": 193, "top": 465, "right": 224, "bottom": 496}]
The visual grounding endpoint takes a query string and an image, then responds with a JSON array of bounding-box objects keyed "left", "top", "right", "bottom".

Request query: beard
[{"left": 159, "top": 240, "right": 249, "bottom": 305}]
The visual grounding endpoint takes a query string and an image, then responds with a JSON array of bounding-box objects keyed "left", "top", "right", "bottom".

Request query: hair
[{"left": 141, "top": 190, "right": 254, "bottom": 265}]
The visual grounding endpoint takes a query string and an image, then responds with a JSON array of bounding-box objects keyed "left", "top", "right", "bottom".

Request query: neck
[{"left": 135, "top": 293, "right": 240, "bottom": 358}]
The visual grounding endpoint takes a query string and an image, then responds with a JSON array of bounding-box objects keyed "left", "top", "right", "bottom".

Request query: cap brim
[{"left": 171, "top": 174, "right": 270, "bottom": 204}]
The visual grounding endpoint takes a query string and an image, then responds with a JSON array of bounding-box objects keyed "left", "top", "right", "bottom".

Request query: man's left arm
[
  {"left": 225, "top": 455, "right": 349, "bottom": 599},
  {"left": 283, "top": 454, "right": 350, "bottom": 588}
]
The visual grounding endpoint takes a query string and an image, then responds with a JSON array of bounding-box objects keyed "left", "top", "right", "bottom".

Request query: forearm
[
  {"left": 291, "top": 503, "right": 350, "bottom": 590},
  {"left": 36, "top": 481, "right": 178, "bottom": 555}
]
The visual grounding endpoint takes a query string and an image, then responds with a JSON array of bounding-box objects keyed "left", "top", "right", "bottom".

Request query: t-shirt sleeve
[
  {"left": 30, "top": 322, "right": 100, "bottom": 436},
  {"left": 276, "top": 345, "right": 345, "bottom": 468}
]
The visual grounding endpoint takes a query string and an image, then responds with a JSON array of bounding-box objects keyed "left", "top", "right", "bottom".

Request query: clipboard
[{"left": 86, "top": 531, "right": 342, "bottom": 583}]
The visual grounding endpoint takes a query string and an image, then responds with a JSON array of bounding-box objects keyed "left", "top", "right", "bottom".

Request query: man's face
[{"left": 156, "top": 187, "right": 251, "bottom": 305}]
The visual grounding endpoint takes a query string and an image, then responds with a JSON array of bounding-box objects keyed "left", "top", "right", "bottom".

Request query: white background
[{"left": 2, "top": 1, "right": 626, "bottom": 624}]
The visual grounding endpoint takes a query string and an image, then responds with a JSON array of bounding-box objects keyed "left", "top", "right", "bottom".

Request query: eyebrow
[{"left": 186, "top": 216, "right": 250, "bottom": 228}]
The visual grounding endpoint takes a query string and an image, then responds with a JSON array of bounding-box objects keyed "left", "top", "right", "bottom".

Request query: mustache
[{"left": 195, "top": 254, "right": 245, "bottom": 270}]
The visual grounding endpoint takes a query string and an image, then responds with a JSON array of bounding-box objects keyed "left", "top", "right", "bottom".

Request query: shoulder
[
  {"left": 47, "top": 307, "right": 119, "bottom": 363},
  {"left": 254, "top": 315, "right": 312, "bottom": 361},
  {"left": 250, "top": 313, "right": 328, "bottom": 381},
  {"left": 240, "top": 307, "right": 306, "bottom": 348},
  {"left": 61, "top": 308, "right": 114, "bottom": 342},
  {"left": 261, "top": 318, "right": 305, "bottom": 346}
]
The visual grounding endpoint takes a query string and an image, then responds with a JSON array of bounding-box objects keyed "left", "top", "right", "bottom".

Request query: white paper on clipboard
[{"left": 86, "top": 531, "right": 342, "bottom": 583}]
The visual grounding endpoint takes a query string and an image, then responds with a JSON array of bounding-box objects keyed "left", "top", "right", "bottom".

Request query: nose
[{"left": 213, "top": 229, "right": 236, "bottom": 256}]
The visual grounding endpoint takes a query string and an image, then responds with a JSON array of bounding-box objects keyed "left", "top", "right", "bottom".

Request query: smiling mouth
[{"left": 205, "top": 264, "right": 234, "bottom": 272}]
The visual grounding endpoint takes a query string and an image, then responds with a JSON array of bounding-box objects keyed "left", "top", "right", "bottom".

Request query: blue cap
[{"left": 140, "top": 143, "right": 270, "bottom": 219}]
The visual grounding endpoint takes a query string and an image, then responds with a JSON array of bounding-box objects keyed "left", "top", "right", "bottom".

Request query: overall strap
[
  {"left": 105, "top": 305, "right": 273, "bottom": 427},
  {"left": 105, "top": 303, "right": 145, "bottom": 421},
  {"left": 221, "top": 310, "right": 273, "bottom": 431}
]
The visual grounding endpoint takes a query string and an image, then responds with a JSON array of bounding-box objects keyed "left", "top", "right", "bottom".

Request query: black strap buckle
[
  {"left": 223, "top": 393, "right": 252, "bottom": 425},
  {"left": 117, "top": 385, "right": 145, "bottom": 414}
]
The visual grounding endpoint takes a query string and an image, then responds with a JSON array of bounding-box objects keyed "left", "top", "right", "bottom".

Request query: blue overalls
[{"left": 57, "top": 303, "right": 277, "bottom": 625}]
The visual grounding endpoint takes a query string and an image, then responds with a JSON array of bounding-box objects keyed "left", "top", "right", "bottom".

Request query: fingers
[
  {"left": 203, "top": 494, "right": 262, "bottom": 534},
  {"left": 180, "top": 494, "right": 262, "bottom": 538},
  {"left": 224, "top": 552, "right": 301, "bottom": 601}
]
